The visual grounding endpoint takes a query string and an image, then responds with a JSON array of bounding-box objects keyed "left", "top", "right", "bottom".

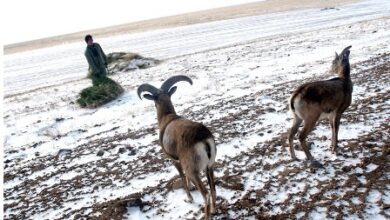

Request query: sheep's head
[
  {"left": 138, "top": 75, "right": 193, "bottom": 115},
  {"left": 331, "top": 45, "right": 352, "bottom": 75},
  {"left": 138, "top": 75, "right": 193, "bottom": 120}
]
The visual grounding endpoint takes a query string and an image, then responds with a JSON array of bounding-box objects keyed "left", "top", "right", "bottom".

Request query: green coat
[{"left": 85, "top": 43, "right": 108, "bottom": 76}]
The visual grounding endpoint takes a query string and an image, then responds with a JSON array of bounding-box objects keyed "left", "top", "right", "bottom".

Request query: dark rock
[
  {"left": 55, "top": 118, "right": 65, "bottom": 122},
  {"left": 342, "top": 166, "right": 351, "bottom": 172},
  {"left": 8, "top": 150, "right": 18, "bottom": 154},
  {"left": 97, "top": 150, "right": 104, "bottom": 157},
  {"left": 57, "top": 149, "right": 72, "bottom": 160},
  {"left": 266, "top": 107, "right": 276, "bottom": 112},
  {"left": 118, "top": 148, "right": 126, "bottom": 154}
]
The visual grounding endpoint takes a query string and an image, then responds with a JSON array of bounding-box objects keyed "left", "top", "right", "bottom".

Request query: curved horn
[
  {"left": 137, "top": 83, "right": 160, "bottom": 99},
  {"left": 341, "top": 45, "right": 352, "bottom": 55},
  {"left": 160, "top": 75, "right": 193, "bottom": 93}
]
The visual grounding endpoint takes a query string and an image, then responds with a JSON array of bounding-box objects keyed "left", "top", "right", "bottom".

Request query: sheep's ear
[
  {"left": 168, "top": 86, "right": 177, "bottom": 97},
  {"left": 335, "top": 52, "right": 339, "bottom": 59},
  {"left": 143, "top": 94, "right": 155, "bottom": 100}
]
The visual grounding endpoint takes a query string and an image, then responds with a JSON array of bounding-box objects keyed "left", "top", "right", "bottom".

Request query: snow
[
  {"left": 126, "top": 207, "right": 147, "bottom": 220},
  {"left": 309, "top": 207, "right": 328, "bottom": 220},
  {"left": 365, "top": 163, "right": 379, "bottom": 173},
  {"left": 4, "top": 0, "right": 390, "bottom": 97},
  {"left": 3, "top": 0, "right": 390, "bottom": 219},
  {"left": 3, "top": 0, "right": 264, "bottom": 44}
]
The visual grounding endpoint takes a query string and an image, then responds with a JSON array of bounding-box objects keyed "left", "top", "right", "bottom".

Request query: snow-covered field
[{"left": 3, "top": 0, "right": 390, "bottom": 219}]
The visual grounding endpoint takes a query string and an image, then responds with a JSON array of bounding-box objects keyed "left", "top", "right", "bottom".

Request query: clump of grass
[{"left": 77, "top": 76, "right": 124, "bottom": 108}]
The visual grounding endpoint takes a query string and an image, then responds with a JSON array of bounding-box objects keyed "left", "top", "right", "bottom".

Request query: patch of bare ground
[{"left": 92, "top": 53, "right": 389, "bottom": 219}]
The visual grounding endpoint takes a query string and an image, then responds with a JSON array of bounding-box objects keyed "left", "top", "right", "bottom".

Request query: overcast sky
[{"left": 2, "top": 0, "right": 261, "bottom": 45}]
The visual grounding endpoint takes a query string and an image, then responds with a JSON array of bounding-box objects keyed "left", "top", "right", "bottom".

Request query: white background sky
[{"left": 2, "top": 0, "right": 261, "bottom": 45}]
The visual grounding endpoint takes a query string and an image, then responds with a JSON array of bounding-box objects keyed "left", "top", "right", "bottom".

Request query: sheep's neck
[
  {"left": 157, "top": 102, "right": 177, "bottom": 126},
  {"left": 338, "top": 63, "right": 351, "bottom": 80},
  {"left": 338, "top": 63, "right": 353, "bottom": 94}
]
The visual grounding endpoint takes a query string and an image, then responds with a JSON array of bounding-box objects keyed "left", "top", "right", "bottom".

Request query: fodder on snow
[
  {"left": 106, "top": 52, "right": 160, "bottom": 73},
  {"left": 77, "top": 76, "right": 124, "bottom": 108}
]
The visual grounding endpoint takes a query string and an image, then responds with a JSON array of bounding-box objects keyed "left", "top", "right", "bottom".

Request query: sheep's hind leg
[
  {"left": 206, "top": 167, "right": 216, "bottom": 214},
  {"left": 288, "top": 115, "right": 302, "bottom": 160},
  {"left": 187, "top": 170, "right": 211, "bottom": 220},
  {"left": 173, "top": 162, "right": 193, "bottom": 203},
  {"left": 299, "top": 115, "right": 323, "bottom": 168}
]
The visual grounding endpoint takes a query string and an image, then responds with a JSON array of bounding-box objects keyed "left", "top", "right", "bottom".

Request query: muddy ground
[
  {"left": 4, "top": 51, "right": 389, "bottom": 219},
  {"left": 3, "top": 4, "right": 390, "bottom": 218}
]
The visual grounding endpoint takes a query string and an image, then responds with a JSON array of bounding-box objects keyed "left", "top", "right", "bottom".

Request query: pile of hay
[
  {"left": 77, "top": 76, "right": 124, "bottom": 108},
  {"left": 106, "top": 52, "right": 159, "bottom": 73},
  {"left": 77, "top": 52, "right": 157, "bottom": 108}
]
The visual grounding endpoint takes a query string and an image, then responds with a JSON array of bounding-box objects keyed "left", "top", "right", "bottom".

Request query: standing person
[{"left": 84, "top": 34, "right": 108, "bottom": 85}]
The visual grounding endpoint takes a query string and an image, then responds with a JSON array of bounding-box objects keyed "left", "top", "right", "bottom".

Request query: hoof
[
  {"left": 331, "top": 144, "right": 338, "bottom": 154},
  {"left": 291, "top": 156, "right": 300, "bottom": 162},
  {"left": 332, "top": 151, "right": 340, "bottom": 156}
]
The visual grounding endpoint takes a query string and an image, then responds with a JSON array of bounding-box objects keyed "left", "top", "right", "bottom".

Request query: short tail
[
  {"left": 205, "top": 138, "right": 216, "bottom": 166},
  {"left": 289, "top": 93, "right": 297, "bottom": 112}
]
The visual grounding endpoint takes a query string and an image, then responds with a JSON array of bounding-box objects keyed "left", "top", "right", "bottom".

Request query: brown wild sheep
[
  {"left": 137, "top": 75, "right": 217, "bottom": 219},
  {"left": 288, "top": 46, "right": 353, "bottom": 168}
]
